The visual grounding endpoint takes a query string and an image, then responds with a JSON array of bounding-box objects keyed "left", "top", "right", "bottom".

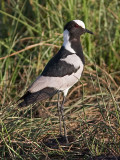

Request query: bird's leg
[
  {"left": 57, "top": 92, "right": 62, "bottom": 136},
  {"left": 60, "top": 95, "right": 69, "bottom": 143}
]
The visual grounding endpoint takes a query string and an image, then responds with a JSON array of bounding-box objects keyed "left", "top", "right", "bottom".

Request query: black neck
[{"left": 70, "top": 39, "right": 85, "bottom": 65}]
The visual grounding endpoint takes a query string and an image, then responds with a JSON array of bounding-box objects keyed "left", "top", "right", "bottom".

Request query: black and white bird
[{"left": 18, "top": 20, "right": 93, "bottom": 143}]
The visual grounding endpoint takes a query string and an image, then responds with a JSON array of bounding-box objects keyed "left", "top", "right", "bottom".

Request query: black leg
[
  {"left": 60, "top": 95, "right": 69, "bottom": 143},
  {"left": 57, "top": 92, "right": 62, "bottom": 136}
]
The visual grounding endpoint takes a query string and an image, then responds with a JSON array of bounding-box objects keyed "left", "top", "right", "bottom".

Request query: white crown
[{"left": 73, "top": 20, "right": 85, "bottom": 29}]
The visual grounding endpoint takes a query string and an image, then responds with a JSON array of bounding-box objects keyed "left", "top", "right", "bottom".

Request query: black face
[{"left": 64, "top": 21, "right": 93, "bottom": 40}]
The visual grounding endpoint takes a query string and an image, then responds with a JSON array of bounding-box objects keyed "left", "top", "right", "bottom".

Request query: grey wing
[
  {"left": 28, "top": 75, "right": 61, "bottom": 93},
  {"left": 18, "top": 76, "right": 59, "bottom": 107}
]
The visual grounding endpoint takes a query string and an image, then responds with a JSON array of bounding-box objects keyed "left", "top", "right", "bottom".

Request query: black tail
[{"left": 18, "top": 87, "right": 58, "bottom": 107}]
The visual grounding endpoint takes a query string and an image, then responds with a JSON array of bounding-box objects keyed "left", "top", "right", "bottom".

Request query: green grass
[{"left": 0, "top": 0, "right": 120, "bottom": 159}]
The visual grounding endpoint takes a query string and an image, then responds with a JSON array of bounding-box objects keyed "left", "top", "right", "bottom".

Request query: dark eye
[{"left": 74, "top": 24, "right": 79, "bottom": 28}]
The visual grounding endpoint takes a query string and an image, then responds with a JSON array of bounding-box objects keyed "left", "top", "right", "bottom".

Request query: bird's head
[{"left": 64, "top": 20, "right": 93, "bottom": 41}]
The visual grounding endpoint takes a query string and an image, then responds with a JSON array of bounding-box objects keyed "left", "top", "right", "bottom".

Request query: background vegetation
[{"left": 0, "top": 0, "right": 120, "bottom": 159}]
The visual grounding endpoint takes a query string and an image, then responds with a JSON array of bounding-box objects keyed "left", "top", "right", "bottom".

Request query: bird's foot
[{"left": 57, "top": 134, "right": 69, "bottom": 144}]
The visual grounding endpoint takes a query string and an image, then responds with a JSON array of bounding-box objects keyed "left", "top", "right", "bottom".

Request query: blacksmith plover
[{"left": 18, "top": 20, "right": 93, "bottom": 143}]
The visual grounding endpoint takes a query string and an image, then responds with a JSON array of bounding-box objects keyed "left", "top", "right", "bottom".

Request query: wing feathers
[{"left": 18, "top": 87, "right": 58, "bottom": 107}]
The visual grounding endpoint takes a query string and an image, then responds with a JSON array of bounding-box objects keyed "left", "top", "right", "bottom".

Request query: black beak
[{"left": 85, "top": 29, "right": 93, "bottom": 34}]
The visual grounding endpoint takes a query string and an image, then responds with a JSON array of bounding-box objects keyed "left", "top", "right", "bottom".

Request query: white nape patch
[
  {"left": 63, "top": 29, "right": 76, "bottom": 53},
  {"left": 29, "top": 60, "right": 84, "bottom": 95},
  {"left": 73, "top": 20, "right": 85, "bottom": 29},
  {"left": 60, "top": 54, "right": 81, "bottom": 69}
]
